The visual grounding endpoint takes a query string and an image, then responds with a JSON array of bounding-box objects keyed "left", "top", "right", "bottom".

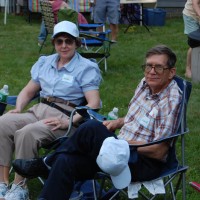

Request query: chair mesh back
[
  {"left": 163, "top": 76, "right": 192, "bottom": 172},
  {"left": 40, "top": 0, "right": 55, "bottom": 34},
  {"left": 58, "top": 8, "right": 79, "bottom": 25},
  {"left": 174, "top": 76, "right": 192, "bottom": 134}
]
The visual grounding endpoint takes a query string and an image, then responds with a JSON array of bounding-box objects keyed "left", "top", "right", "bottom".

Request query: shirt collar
[
  {"left": 142, "top": 79, "right": 175, "bottom": 100},
  {"left": 51, "top": 53, "right": 78, "bottom": 72}
]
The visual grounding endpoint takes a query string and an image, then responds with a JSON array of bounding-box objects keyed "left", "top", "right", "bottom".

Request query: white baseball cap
[
  {"left": 96, "top": 137, "right": 131, "bottom": 189},
  {"left": 52, "top": 21, "right": 79, "bottom": 38}
]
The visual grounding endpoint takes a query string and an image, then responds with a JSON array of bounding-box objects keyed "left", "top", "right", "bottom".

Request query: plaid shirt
[{"left": 118, "top": 78, "right": 182, "bottom": 143}]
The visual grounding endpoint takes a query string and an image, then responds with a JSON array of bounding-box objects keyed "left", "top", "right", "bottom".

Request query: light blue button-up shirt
[{"left": 31, "top": 52, "right": 102, "bottom": 105}]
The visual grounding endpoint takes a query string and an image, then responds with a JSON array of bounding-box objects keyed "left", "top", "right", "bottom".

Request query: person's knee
[
  {"left": 14, "top": 123, "right": 40, "bottom": 144},
  {"left": 0, "top": 114, "right": 19, "bottom": 137},
  {"left": 54, "top": 154, "right": 75, "bottom": 175},
  {"left": 78, "top": 119, "right": 102, "bottom": 131}
]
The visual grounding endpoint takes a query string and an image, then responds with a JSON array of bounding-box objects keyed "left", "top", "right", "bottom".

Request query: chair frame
[
  {"left": 39, "top": 0, "right": 55, "bottom": 53},
  {"left": 59, "top": 7, "right": 113, "bottom": 72},
  {"left": 0, "top": 75, "right": 192, "bottom": 199},
  {"left": 91, "top": 75, "right": 192, "bottom": 200},
  {"left": 79, "top": 31, "right": 112, "bottom": 72}
]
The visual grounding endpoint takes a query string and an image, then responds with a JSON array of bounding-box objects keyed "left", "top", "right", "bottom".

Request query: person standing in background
[
  {"left": 183, "top": 0, "right": 200, "bottom": 78},
  {"left": 90, "top": 0, "right": 120, "bottom": 42}
]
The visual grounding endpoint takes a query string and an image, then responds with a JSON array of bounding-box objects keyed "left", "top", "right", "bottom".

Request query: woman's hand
[
  {"left": 43, "top": 117, "right": 69, "bottom": 131},
  {"left": 7, "top": 108, "right": 21, "bottom": 114}
]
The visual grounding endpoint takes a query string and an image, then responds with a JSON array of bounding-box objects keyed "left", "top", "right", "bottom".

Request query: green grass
[{"left": 0, "top": 13, "right": 200, "bottom": 199}]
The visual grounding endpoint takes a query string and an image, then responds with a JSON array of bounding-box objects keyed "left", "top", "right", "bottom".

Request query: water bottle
[
  {"left": 0, "top": 85, "right": 9, "bottom": 103},
  {"left": 107, "top": 107, "right": 119, "bottom": 120}
]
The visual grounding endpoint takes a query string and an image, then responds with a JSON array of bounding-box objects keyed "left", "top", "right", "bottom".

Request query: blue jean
[
  {"left": 38, "top": 119, "right": 163, "bottom": 199},
  {"left": 38, "top": 120, "right": 116, "bottom": 200},
  {"left": 38, "top": 20, "right": 47, "bottom": 42}
]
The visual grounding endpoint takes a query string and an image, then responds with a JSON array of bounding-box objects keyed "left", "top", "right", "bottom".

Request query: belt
[
  {"left": 40, "top": 97, "right": 76, "bottom": 108},
  {"left": 41, "top": 98, "right": 75, "bottom": 117}
]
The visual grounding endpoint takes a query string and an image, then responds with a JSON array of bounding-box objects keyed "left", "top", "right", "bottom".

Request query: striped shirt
[{"left": 118, "top": 78, "right": 182, "bottom": 143}]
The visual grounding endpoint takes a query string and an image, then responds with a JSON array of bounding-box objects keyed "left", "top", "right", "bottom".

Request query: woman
[{"left": 0, "top": 21, "right": 101, "bottom": 200}]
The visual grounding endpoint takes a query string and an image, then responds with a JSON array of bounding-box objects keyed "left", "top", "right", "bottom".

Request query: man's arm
[{"left": 128, "top": 140, "right": 170, "bottom": 161}]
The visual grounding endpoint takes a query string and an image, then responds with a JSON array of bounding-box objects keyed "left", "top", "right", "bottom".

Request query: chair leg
[
  {"left": 92, "top": 180, "right": 98, "bottom": 200},
  {"left": 39, "top": 35, "right": 47, "bottom": 53},
  {"left": 182, "top": 173, "right": 186, "bottom": 200},
  {"left": 38, "top": 176, "right": 45, "bottom": 185},
  {"left": 104, "top": 58, "right": 107, "bottom": 72},
  {"left": 169, "top": 181, "right": 176, "bottom": 200}
]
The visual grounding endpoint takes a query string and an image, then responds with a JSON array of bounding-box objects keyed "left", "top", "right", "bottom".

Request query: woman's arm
[
  {"left": 9, "top": 80, "right": 40, "bottom": 113},
  {"left": 72, "top": 89, "right": 101, "bottom": 125}
]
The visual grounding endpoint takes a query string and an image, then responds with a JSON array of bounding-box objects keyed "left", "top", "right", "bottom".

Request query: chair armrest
[
  {"left": 80, "top": 30, "right": 111, "bottom": 35},
  {"left": 129, "top": 131, "right": 188, "bottom": 150},
  {"left": 7, "top": 96, "right": 18, "bottom": 106},
  {"left": 6, "top": 93, "right": 40, "bottom": 106},
  {"left": 74, "top": 106, "right": 106, "bottom": 122},
  {"left": 44, "top": 106, "right": 106, "bottom": 150},
  {"left": 79, "top": 23, "right": 105, "bottom": 30},
  {"left": 80, "top": 33, "right": 112, "bottom": 43}
]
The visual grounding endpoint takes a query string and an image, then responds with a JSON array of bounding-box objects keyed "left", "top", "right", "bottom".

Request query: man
[
  {"left": 12, "top": 45, "right": 182, "bottom": 200},
  {"left": 183, "top": 0, "right": 200, "bottom": 78},
  {"left": 91, "top": 0, "right": 120, "bottom": 42}
]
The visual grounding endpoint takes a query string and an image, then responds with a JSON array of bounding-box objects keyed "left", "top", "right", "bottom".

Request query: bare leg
[
  {"left": 109, "top": 24, "right": 118, "bottom": 41},
  {"left": 3, "top": 167, "right": 9, "bottom": 185},
  {"left": 0, "top": 166, "right": 4, "bottom": 183},
  {"left": 96, "top": 26, "right": 103, "bottom": 33},
  {"left": 14, "top": 173, "right": 24, "bottom": 183},
  {"left": 185, "top": 47, "right": 192, "bottom": 78}
]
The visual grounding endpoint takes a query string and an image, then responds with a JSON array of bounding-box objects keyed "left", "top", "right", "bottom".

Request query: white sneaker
[
  {"left": 4, "top": 183, "right": 29, "bottom": 200},
  {"left": 0, "top": 182, "right": 8, "bottom": 197}
]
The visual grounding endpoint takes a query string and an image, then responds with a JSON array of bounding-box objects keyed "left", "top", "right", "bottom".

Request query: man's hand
[
  {"left": 43, "top": 117, "right": 69, "bottom": 131},
  {"left": 103, "top": 118, "right": 124, "bottom": 132}
]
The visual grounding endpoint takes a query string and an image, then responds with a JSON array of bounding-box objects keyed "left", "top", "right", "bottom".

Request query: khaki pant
[{"left": 0, "top": 103, "right": 76, "bottom": 167}]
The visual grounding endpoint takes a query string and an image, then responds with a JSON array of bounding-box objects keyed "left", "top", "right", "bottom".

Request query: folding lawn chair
[
  {"left": 39, "top": 0, "right": 55, "bottom": 53},
  {"left": 90, "top": 75, "right": 192, "bottom": 200},
  {"left": 58, "top": 8, "right": 113, "bottom": 72},
  {"left": 0, "top": 95, "right": 40, "bottom": 116},
  {"left": 39, "top": 1, "right": 113, "bottom": 71},
  {"left": 78, "top": 27, "right": 113, "bottom": 72}
]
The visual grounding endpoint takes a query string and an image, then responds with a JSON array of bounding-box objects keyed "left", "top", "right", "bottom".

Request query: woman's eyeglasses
[
  {"left": 141, "top": 64, "right": 169, "bottom": 74},
  {"left": 55, "top": 38, "right": 75, "bottom": 46}
]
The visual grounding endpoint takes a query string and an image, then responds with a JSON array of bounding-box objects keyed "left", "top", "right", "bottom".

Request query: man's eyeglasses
[
  {"left": 55, "top": 38, "right": 75, "bottom": 46},
  {"left": 141, "top": 64, "right": 169, "bottom": 74}
]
